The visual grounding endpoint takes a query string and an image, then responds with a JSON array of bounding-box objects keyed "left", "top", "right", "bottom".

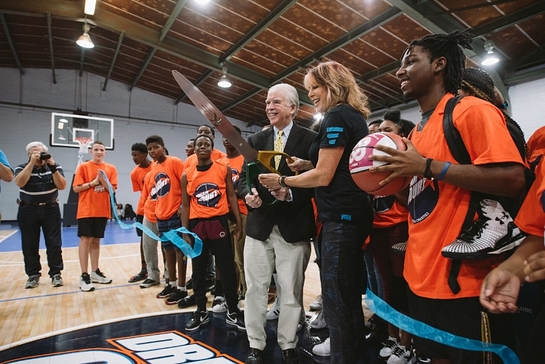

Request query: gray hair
[
  {"left": 26, "top": 141, "right": 48, "bottom": 154},
  {"left": 269, "top": 83, "right": 299, "bottom": 118}
]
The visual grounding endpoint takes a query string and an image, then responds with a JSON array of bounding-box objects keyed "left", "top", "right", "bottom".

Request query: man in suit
[{"left": 239, "top": 83, "right": 317, "bottom": 364}]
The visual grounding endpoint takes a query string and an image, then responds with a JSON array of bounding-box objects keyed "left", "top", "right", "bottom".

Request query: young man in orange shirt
[
  {"left": 145, "top": 135, "right": 188, "bottom": 305},
  {"left": 73, "top": 141, "right": 118, "bottom": 292},
  {"left": 371, "top": 31, "right": 525, "bottom": 362}
]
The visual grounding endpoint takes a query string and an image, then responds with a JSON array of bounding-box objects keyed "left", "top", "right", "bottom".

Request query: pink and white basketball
[{"left": 349, "top": 132, "right": 409, "bottom": 196}]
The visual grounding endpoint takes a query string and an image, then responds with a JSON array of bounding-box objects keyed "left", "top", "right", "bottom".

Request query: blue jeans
[
  {"left": 17, "top": 203, "right": 63, "bottom": 277},
  {"left": 321, "top": 221, "right": 371, "bottom": 364}
]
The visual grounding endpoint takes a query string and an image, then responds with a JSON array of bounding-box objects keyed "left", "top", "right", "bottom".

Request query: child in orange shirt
[{"left": 73, "top": 141, "right": 118, "bottom": 292}]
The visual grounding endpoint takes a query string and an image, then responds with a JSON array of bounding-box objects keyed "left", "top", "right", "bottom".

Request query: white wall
[
  {"left": 0, "top": 68, "right": 256, "bottom": 221},
  {"left": 509, "top": 77, "right": 545, "bottom": 138}
]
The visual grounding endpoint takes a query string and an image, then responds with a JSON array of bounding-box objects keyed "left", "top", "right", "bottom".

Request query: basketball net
[{"left": 75, "top": 137, "right": 92, "bottom": 166}]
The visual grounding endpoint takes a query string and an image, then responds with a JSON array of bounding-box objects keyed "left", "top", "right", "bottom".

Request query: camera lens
[{"left": 40, "top": 152, "right": 51, "bottom": 160}]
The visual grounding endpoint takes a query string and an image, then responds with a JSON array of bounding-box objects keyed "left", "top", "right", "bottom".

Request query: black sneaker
[
  {"left": 165, "top": 288, "right": 188, "bottom": 305},
  {"left": 442, "top": 199, "right": 522, "bottom": 260},
  {"left": 156, "top": 284, "right": 175, "bottom": 299},
  {"left": 226, "top": 310, "right": 246, "bottom": 331},
  {"left": 178, "top": 294, "right": 196, "bottom": 308},
  {"left": 186, "top": 310, "right": 209, "bottom": 332},
  {"left": 140, "top": 278, "right": 159, "bottom": 288}
]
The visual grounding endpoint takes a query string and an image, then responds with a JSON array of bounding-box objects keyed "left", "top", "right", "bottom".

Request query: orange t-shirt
[
  {"left": 219, "top": 154, "right": 248, "bottom": 215},
  {"left": 139, "top": 169, "right": 157, "bottom": 223},
  {"left": 150, "top": 156, "right": 185, "bottom": 221},
  {"left": 372, "top": 196, "right": 408, "bottom": 229},
  {"left": 131, "top": 163, "right": 152, "bottom": 215},
  {"left": 185, "top": 160, "right": 230, "bottom": 220},
  {"left": 515, "top": 157, "right": 544, "bottom": 237},
  {"left": 73, "top": 161, "right": 118, "bottom": 219},
  {"left": 405, "top": 94, "right": 524, "bottom": 299},
  {"left": 185, "top": 148, "right": 226, "bottom": 168}
]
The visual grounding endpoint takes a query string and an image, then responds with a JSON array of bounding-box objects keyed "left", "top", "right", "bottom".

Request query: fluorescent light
[
  {"left": 194, "top": 0, "right": 211, "bottom": 4},
  {"left": 84, "top": 0, "right": 97, "bottom": 15},
  {"left": 59, "top": 118, "right": 68, "bottom": 123}
]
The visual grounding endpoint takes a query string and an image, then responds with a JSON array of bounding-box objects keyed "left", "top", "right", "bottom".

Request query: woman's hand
[{"left": 258, "top": 173, "right": 281, "bottom": 190}]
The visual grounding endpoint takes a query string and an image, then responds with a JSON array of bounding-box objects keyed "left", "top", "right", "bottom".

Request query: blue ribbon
[
  {"left": 365, "top": 289, "right": 520, "bottom": 364},
  {"left": 100, "top": 170, "right": 203, "bottom": 259}
]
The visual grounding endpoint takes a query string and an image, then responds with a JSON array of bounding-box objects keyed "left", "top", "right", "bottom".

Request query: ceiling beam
[
  {"left": 46, "top": 12, "right": 56, "bottom": 84},
  {"left": 159, "top": 0, "right": 188, "bottom": 42},
  {"left": 222, "top": 7, "right": 402, "bottom": 114},
  {"left": 129, "top": 48, "right": 157, "bottom": 91},
  {"left": 471, "top": 1, "right": 545, "bottom": 36},
  {"left": 218, "top": 0, "right": 298, "bottom": 65},
  {"left": 0, "top": 13, "right": 24, "bottom": 75},
  {"left": 0, "top": 0, "right": 271, "bottom": 88},
  {"left": 364, "top": 0, "right": 534, "bottom": 92},
  {"left": 102, "top": 30, "right": 125, "bottom": 91},
  {"left": 271, "top": 7, "right": 402, "bottom": 84},
  {"left": 174, "top": 69, "right": 214, "bottom": 104},
  {"left": 220, "top": 87, "right": 262, "bottom": 113}
]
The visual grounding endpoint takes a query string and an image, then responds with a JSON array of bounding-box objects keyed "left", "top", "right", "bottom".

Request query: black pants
[
  {"left": 190, "top": 215, "right": 238, "bottom": 312},
  {"left": 17, "top": 203, "right": 63, "bottom": 277},
  {"left": 321, "top": 221, "right": 371, "bottom": 364}
]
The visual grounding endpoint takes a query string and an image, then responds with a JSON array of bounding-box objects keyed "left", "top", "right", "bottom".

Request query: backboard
[{"left": 50, "top": 112, "right": 114, "bottom": 150}]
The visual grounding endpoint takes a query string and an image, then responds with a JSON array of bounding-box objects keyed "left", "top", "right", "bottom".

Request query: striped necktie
[{"left": 274, "top": 130, "right": 284, "bottom": 169}]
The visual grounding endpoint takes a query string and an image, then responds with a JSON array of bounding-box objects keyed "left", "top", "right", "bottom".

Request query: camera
[{"left": 40, "top": 152, "right": 51, "bottom": 160}]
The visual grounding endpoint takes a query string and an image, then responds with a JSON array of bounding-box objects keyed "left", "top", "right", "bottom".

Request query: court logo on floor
[{"left": 6, "top": 331, "right": 242, "bottom": 364}]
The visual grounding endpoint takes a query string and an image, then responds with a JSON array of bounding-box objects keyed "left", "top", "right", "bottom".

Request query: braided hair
[
  {"left": 409, "top": 30, "right": 474, "bottom": 95},
  {"left": 383, "top": 109, "right": 416, "bottom": 137},
  {"left": 461, "top": 67, "right": 529, "bottom": 159},
  {"left": 461, "top": 67, "right": 495, "bottom": 103}
]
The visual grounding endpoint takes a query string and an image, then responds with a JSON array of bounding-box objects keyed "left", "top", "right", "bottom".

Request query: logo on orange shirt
[
  {"left": 154, "top": 172, "right": 171, "bottom": 198},
  {"left": 408, "top": 176, "right": 439, "bottom": 224},
  {"left": 195, "top": 182, "right": 222, "bottom": 207}
]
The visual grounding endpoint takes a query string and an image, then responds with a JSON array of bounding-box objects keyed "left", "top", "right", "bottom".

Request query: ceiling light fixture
[
  {"left": 481, "top": 40, "right": 499, "bottom": 66},
  {"left": 76, "top": 22, "right": 95, "bottom": 49},
  {"left": 194, "top": 0, "right": 211, "bottom": 4},
  {"left": 59, "top": 118, "right": 68, "bottom": 123},
  {"left": 218, "top": 66, "right": 232, "bottom": 88},
  {"left": 84, "top": 0, "right": 97, "bottom": 15}
]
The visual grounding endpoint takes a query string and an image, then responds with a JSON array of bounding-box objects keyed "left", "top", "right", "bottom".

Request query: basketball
[{"left": 349, "top": 132, "right": 410, "bottom": 196}]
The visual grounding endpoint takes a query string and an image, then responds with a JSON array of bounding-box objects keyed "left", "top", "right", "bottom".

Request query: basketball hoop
[
  {"left": 75, "top": 137, "right": 92, "bottom": 154},
  {"left": 75, "top": 137, "right": 93, "bottom": 166}
]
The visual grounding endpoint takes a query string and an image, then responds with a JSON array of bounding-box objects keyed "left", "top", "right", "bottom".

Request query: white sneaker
[
  {"left": 387, "top": 345, "right": 411, "bottom": 364},
  {"left": 310, "top": 309, "right": 326, "bottom": 329},
  {"left": 312, "top": 337, "right": 330, "bottom": 356},
  {"left": 309, "top": 294, "right": 322, "bottom": 311},
  {"left": 212, "top": 296, "right": 228, "bottom": 313},
  {"left": 90, "top": 269, "right": 112, "bottom": 284},
  {"left": 379, "top": 337, "right": 399, "bottom": 359},
  {"left": 80, "top": 273, "right": 95, "bottom": 292},
  {"left": 266, "top": 297, "right": 280, "bottom": 320}
]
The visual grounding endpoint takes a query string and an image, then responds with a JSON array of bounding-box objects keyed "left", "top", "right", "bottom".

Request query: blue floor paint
[{"left": 0, "top": 220, "right": 141, "bottom": 252}]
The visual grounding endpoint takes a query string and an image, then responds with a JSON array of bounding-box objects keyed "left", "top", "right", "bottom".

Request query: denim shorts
[{"left": 157, "top": 214, "right": 181, "bottom": 250}]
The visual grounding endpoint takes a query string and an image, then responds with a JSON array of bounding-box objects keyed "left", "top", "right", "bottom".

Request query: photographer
[{"left": 14, "top": 141, "right": 66, "bottom": 289}]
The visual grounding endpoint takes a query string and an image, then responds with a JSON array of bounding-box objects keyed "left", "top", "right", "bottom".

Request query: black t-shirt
[{"left": 309, "top": 104, "right": 371, "bottom": 223}]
